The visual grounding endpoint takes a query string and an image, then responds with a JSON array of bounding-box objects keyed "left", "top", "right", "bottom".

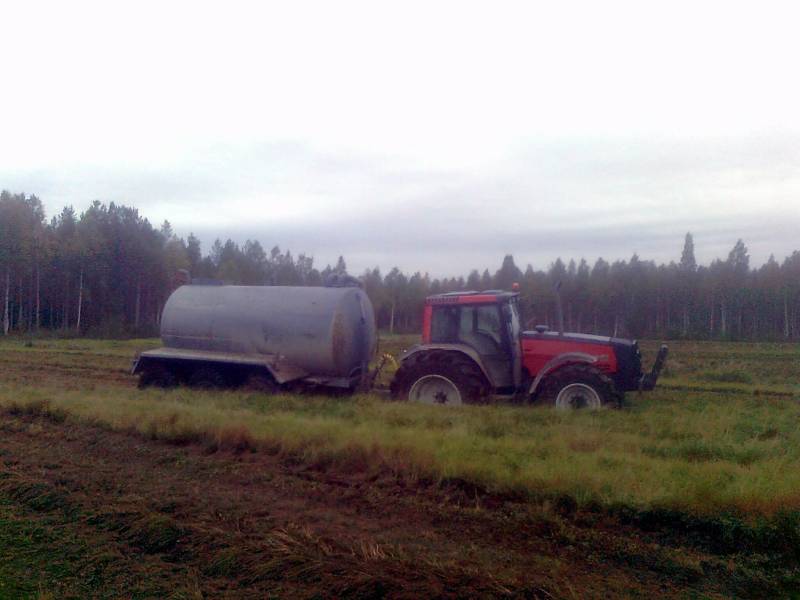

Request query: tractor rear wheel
[
  {"left": 390, "top": 352, "right": 489, "bottom": 405},
  {"left": 538, "top": 364, "right": 617, "bottom": 409}
]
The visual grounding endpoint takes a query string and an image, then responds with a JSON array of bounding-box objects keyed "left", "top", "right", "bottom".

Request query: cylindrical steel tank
[{"left": 160, "top": 285, "right": 377, "bottom": 377}]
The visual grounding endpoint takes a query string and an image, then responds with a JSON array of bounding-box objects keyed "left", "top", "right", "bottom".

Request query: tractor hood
[
  {"left": 521, "top": 330, "right": 637, "bottom": 348},
  {"left": 521, "top": 330, "right": 643, "bottom": 391}
]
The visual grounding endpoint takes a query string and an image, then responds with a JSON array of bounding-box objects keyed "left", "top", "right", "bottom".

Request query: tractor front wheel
[
  {"left": 390, "top": 352, "right": 489, "bottom": 405},
  {"left": 538, "top": 364, "right": 617, "bottom": 409}
]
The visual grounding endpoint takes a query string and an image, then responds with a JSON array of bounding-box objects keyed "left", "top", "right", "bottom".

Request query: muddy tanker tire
[
  {"left": 138, "top": 363, "right": 178, "bottom": 389},
  {"left": 189, "top": 366, "right": 227, "bottom": 390},
  {"left": 390, "top": 351, "right": 489, "bottom": 405},
  {"left": 538, "top": 364, "right": 617, "bottom": 409}
]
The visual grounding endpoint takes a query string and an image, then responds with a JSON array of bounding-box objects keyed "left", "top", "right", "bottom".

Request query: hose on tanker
[{"left": 359, "top": 353, "right": 398, "bottom": 392}]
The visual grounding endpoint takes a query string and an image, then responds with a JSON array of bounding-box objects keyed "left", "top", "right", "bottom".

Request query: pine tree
[
  {"left": 679, "top": 232, "right": 697, "bottom": 271},
  {"left": 494, "top": 255, "right": 523, "bottom": 290}
]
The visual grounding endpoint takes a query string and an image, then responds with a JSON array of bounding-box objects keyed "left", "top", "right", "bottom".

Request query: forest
[{"left": 1, "top": 190, "right": 799, "bottom": 340}]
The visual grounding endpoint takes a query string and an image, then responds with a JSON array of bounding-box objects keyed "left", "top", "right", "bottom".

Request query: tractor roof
[{"left": 425, "top": 290, "right": 519, "bottom": 305}]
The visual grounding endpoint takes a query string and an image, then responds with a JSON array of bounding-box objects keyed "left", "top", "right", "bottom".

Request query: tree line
[{"left": 1, "top": 190, "right": 799, "bottom": 340}]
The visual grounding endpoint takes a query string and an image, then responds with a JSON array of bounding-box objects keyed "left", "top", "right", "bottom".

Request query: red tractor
[{"left": 390, "top": 289, "right": 668, "bottom": 408}]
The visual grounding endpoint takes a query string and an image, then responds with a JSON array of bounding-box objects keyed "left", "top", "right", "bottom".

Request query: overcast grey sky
[{"left": 2, "top": 1, "right": 799, "bottom": 277}]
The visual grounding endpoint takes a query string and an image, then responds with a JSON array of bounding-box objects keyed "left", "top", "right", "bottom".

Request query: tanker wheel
[
  {"left": 243, "top": 371, "right": 279, "bottom": 394},
  {"left": 138, "top": 363, "right": 177, "bottom": 389},
  {"left": 189, "top": 366, "right": 226, "bottom": 389},
  {"left": 391, "top": 352, "right": 489, "bottom": 406},
  {"left": 538, "top": 364, "right": 616, "bottom": 410}
]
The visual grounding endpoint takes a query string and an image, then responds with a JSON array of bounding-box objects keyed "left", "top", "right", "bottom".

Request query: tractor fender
[
  {"left": 399, "top": 344, "right": 496, "bottom": 388},
  {"left": 528, "top": 352, "right": 602, "bottom": 397}
]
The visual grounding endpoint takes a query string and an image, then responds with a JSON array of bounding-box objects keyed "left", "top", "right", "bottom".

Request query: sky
[{"left": 1, "top": 0, "right": 799, "bottom": 278}]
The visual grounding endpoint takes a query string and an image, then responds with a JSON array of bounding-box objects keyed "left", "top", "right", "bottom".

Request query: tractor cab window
[
  {"left": 459, "top": 306, "right": 499, "bottom": 342},
  {"left": 430, "top": 304, "right": 502, "bottom": 350},
  {"left": 430, "top": 303, "right": 504, "bottom": 356},
  {"left": 458, "top": 305, "right": 503, "bottom": 355},
  {"left": 430, "top": 306, "right": 460, "bottom": 342}
]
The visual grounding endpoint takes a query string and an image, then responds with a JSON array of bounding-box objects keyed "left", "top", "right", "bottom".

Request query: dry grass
[
  {"left": 2, "top": 380, "right": 800, "bottom": 516},
  {"left": 1, "top": 334, "right": 800, "bottom": 518}
]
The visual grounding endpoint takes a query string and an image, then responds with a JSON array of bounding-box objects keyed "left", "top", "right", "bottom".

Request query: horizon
[{"left": 10, "top": 192, "right": 794, "bottom": 280}]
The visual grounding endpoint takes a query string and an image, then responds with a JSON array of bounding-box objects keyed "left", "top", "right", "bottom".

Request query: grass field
[{"left": 1, "top": 335, "right": 800, "bottom": 597}]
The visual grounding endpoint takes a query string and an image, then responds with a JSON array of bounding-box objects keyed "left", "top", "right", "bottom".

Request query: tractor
[{"left": 390, "top": 288, "right": 668, "bottom": 408}]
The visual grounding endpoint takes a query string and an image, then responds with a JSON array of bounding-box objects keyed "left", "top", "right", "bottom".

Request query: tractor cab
[{"left": 422, "top": 291, "right": 522, "bottom": 393}]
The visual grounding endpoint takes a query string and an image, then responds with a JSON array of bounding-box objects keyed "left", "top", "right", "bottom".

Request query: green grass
[
  {"left": 0, "top": 498, "right": 75, "bottom": 599},
  {"left": 2, "top": 379, "right": 799, "bottom": 516},
  {"left": 1, "top": 336, "right": 159, "bottom": 356},
  {"left": 648, "top": 339, "right": 800, "bottom": 391},
  {"left": 0, "top": 494, "right": 170, "bottom": 600}
]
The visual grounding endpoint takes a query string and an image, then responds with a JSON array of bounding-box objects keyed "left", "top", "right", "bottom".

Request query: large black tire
[
  {"left": 537, "top": 364, "right": 618, "bottom": 409},
  {"left": 390, "top": 351, "right": 490, "bottom": 405},
  {"left": 189, "top": 366, "right": 227, "bottom": 389},
  {"left": 138, "top": 363, "right": 178, "bottom": 389}
]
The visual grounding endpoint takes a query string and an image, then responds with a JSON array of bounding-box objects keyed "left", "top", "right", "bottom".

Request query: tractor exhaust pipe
[{"left": 554, "top": 281, "right": 565, "bottom": 336}]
